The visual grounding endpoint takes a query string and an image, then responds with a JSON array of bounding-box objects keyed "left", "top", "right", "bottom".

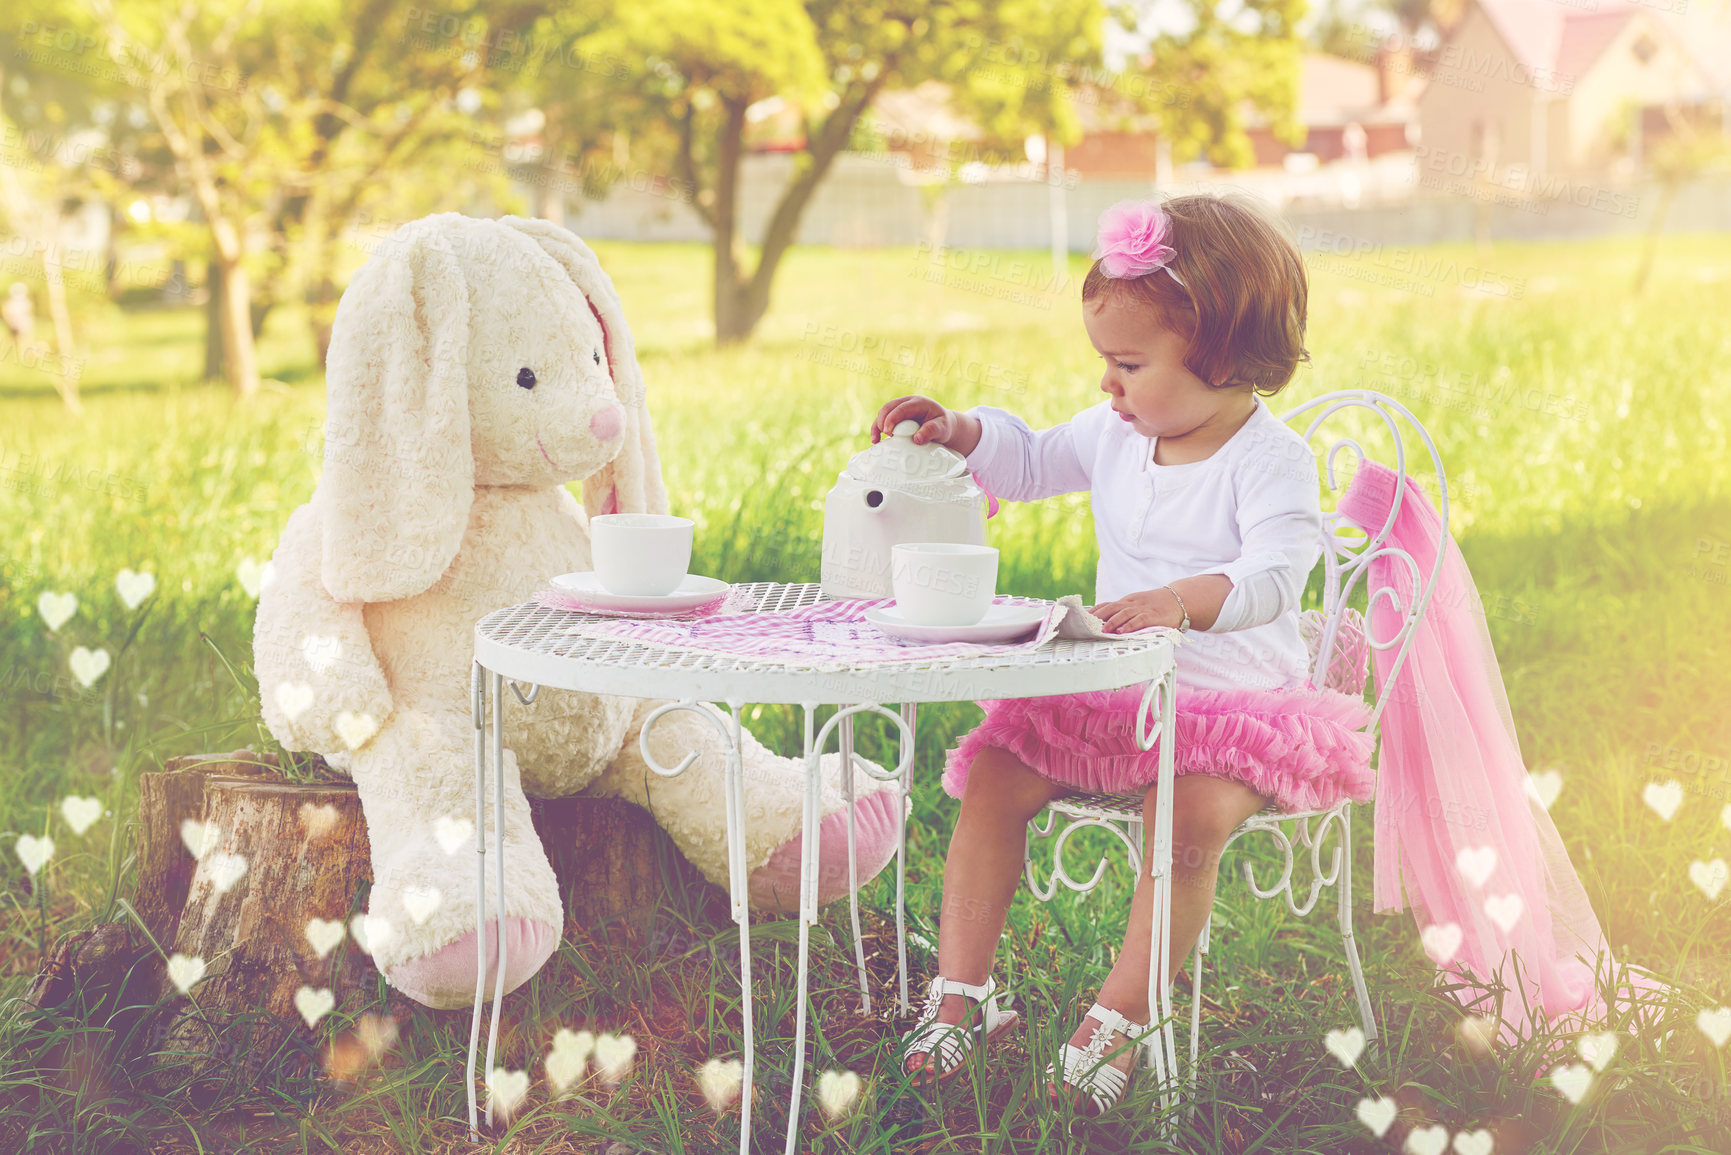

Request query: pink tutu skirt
[{"left": 942, "top": 681, "right": 1378, "bottom": 815}]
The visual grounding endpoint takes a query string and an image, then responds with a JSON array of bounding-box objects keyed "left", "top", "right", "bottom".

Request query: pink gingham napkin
[
  {"left": 554, "top": 593, "right": 1179, "bottom": 670},
  {"left": 533, "top": 585, "right": 760, "bottom": 619}
]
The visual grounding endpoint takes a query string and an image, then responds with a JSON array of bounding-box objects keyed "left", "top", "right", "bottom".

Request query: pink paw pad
[
  {"left": 383, "top": 917, "right": 560, "bottom": 1010},
  {"left": 747, "top": 789, "right": 902, "bottom": 913}
]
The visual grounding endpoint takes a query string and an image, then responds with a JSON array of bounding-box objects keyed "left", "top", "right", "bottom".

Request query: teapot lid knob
[{"left": 842, "top": 415, "right": 969, "bottom": 483}]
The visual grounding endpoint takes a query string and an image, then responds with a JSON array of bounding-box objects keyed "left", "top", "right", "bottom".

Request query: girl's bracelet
[{"left": 1160, "top": 585, "right": 1190, "bottom": 632}]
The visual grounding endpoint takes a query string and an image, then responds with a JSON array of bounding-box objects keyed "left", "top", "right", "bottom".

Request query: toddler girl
[{"left": 875, "top": 193, "right": 1377, "bottom": 1114}]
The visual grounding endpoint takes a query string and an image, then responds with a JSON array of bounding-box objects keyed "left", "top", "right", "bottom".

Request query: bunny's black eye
[
  {"left": 592, "top": 349, "right": 601, "bottom": 366},
  {"left": 517, "top": 367, "right": 536, "bottom": 389}
]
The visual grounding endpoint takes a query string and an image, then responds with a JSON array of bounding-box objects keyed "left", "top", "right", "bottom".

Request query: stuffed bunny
[{"left": 253, "top": 212, "right": 903, "bottom": 1010}]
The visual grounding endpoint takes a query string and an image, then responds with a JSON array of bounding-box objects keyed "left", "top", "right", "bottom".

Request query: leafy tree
[
  {"left": 1129, "top": 0, "right": 1308, "bottom": 170},
  {"left": 581, "top": 0, "right": 831, "bottom": 344},
  {"left": 584, "top": 0, "right": 1098, "bottom": 345},
  {"left": 1633, "top": 103, "right": 1731, "bottom": 295},
  {"left": 70, "top": 0, "right": 275, "bottom": 395},
  {"left": 0, "top": 2, "right": 172, "bottom": 411},
  {"left": 256, "top": 0, "right": 556, "bottom": 369},
  {"left": 1305, "top": 0, "right": 1464, "bottom": 57},
  {"left": 488, "top": 4, "right": 676, "bottom": 227},
  {"left": 78, "top": 0, "right": 553, "bottom": 393},
  {"left": 587, "top": 0, "right": 1305, "bottom": 345}
]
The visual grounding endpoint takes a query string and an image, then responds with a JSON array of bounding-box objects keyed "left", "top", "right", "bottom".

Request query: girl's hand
[
  {"left": 871, "top": 395, "right": 959, "bottom": 446},
  {"left": 1089, "top": 589, "right": 1181, "bottom": 633}
]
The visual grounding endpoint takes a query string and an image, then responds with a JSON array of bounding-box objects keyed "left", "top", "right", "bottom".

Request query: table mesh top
[{"left": 476, "top": 581, "right": 1170, "bottom": 676}]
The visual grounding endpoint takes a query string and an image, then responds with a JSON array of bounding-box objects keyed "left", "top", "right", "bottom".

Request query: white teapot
[{"left": 820, "top": 418, "right": 998, "bottom": 598}]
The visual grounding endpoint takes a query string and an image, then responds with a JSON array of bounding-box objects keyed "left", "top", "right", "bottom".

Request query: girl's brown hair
[{"left": 1081, "top": 191, "right": 1309, "bottom": 396}]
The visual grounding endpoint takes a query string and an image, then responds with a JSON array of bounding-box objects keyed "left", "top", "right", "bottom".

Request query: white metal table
[{"left": 464, "top": 581, "right": 1179, "bottom": 1151}]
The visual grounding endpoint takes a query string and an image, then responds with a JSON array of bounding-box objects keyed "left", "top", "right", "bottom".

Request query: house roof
[
  {"left": 1473, "top": 0, "right": 1577, "bottom": 78},
  {"left": 1552, "top": 8, "right": 1640, "bottom": 83},
  {"left": 1472, "top": 0, "right": 1713, "bottom": 91}
]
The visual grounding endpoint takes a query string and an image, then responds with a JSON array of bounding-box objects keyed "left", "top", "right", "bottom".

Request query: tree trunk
[
  {"left": 311, "top": 281, "right": 337, "bottom": 372},
  {"left": 27, "top": 749, "right": 732, "bottom": 1103},
  {"left": 203, "top": 258, "right": 223, "bottom": 382},
  {"left": 307, "top": 247, "right": 341, "bottom": 373},
  {"left": 103, "top": 200, "right": 120, "bottom": 299},
  {"left": 40, "top": 216, "right": 81, "bottom": 416},
  {"left": 200, "top": 211, "right": 260, "bottom": 396},
  {"left": 300, "top": 202, "right": 346, "bottom": 372},
  {"left": 215, "top": 256, "right": 259, "bottom": 396},
  {"left": 532, "top": 793, "right": 731, "bottom": 936},
  {"left": 712, "top": 76, "right": 887, "bottom": 346},
  {"left": 203, "top": 267, "right": 272, "bottom": 377},
  {"left": 712, "top": 96, "right": 751, "bottom": 346},
  {"left": 714, "top": 260, "right": 773, "bottom": 347},
  {"left": 532, "top": 162, "right": 567, "bottom": 226}
]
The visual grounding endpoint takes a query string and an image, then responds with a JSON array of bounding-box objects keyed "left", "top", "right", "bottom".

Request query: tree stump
[
  {"left": 74, "top": 748, "right": 731, "bottom": 1101},
  {"left": 532, "top": 793, "right": 733, "bottom": 939},
  {"left": 135, "top": 752, "right": 375, "bottom": 1098}
]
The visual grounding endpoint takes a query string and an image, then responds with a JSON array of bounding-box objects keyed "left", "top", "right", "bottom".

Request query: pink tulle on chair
[{"left": 1338, "top": 459, "right": 1669, "bottom": 1045}]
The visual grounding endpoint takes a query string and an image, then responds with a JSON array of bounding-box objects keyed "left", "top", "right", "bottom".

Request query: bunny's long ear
[
  {"left": 497, "top": 215, "right": 667, "bottom": 519},
  {"left": 318, "top": 218, "right": 474, "bottom": 603}
]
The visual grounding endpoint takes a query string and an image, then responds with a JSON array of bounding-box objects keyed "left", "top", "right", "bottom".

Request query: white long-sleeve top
[{"left": 962, "top": 395, "right": 1323, "bottom": 693}]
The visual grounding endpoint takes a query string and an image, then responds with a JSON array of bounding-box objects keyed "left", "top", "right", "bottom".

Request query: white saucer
[
  {"left": 866, "top": 602, "right": 1049, "bottom": 644},
  {"left": 549, "top": 571, "right": 729, "bottom": 612}
]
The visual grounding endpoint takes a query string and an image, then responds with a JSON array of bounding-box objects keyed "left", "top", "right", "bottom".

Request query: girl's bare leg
[
  {"left": 906, "top": 745, "right": 1072, "bottom": 1078},
  {"left": 1054, "top": 773, "right": 1272, "bottom": 1092}
]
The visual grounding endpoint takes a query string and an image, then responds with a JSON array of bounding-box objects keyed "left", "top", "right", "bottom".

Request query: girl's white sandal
[
  {"left": 898, "top": 973, "right": 1021, "bottom": 1088},
  {"left": 1045, "top": 1001, "right": 1159, "bottom": 1116}
]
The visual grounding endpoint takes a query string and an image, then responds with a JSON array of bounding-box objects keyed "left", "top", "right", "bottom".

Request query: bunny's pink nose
[{"left": 589, "top": 405, "right": 623, "bottom": 442}]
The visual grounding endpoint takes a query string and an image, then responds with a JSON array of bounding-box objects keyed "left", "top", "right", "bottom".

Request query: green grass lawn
[{"left": 1, "top": 232, "right": 1729, "bottom": 1153}]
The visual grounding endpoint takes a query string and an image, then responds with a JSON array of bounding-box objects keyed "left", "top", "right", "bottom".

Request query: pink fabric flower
[{"left": 1091, "top": 200, "right": 1178, "bottom": 279}]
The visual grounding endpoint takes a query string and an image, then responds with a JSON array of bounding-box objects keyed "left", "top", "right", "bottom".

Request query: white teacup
[
  {"left": 891, "top": 543, "right": 998, "bottom": 626},
  {"left": 591, "top": 514, "right": 693, "bottom": 596}
]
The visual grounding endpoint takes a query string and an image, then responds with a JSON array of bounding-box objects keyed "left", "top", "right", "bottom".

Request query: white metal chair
[{"left": 1022, "top": 389, "right": 1450, "bottom": 1120}]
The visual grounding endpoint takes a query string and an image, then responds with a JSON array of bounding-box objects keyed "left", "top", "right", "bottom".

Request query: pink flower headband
[{"left": 1091, "top": 200, "right": 1186, "bottom": 288}]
